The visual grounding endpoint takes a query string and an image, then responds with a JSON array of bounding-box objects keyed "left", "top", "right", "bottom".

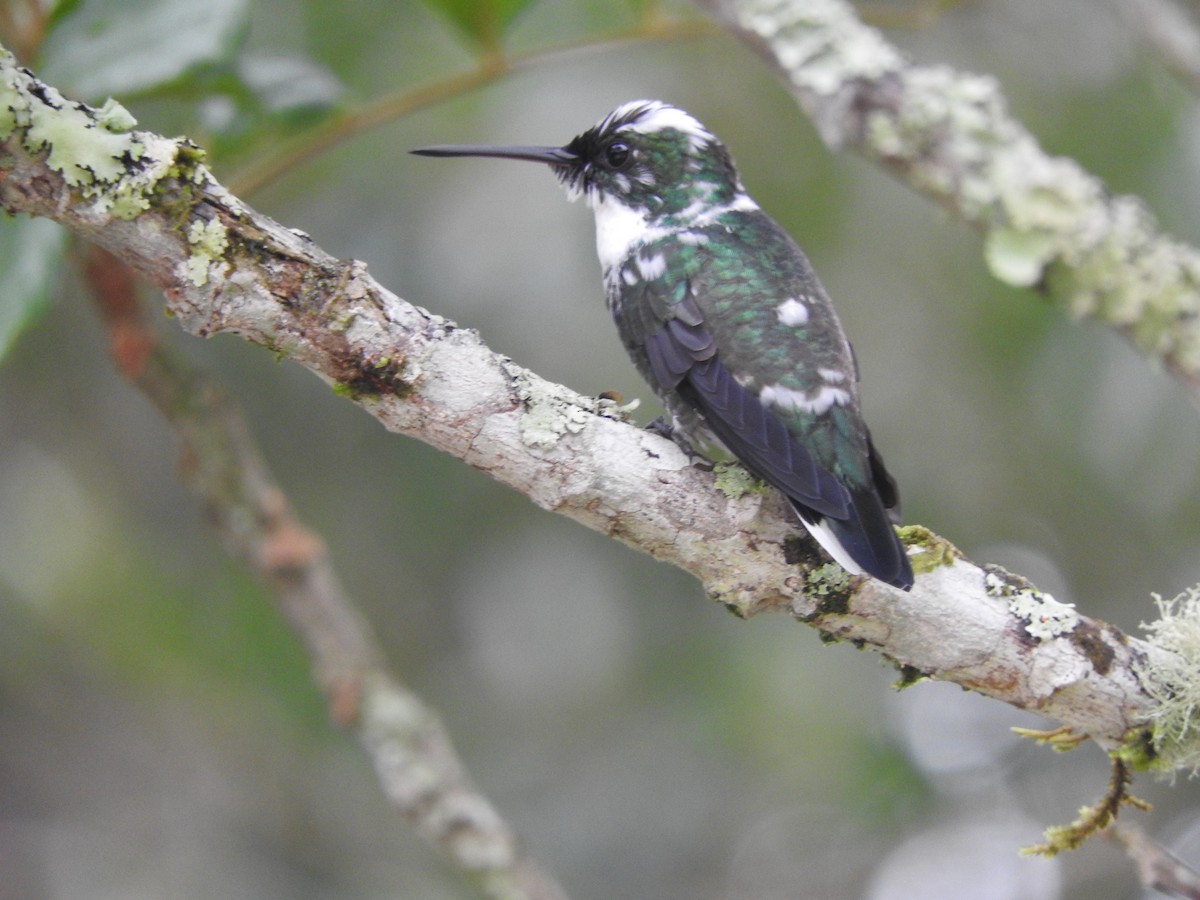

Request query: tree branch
[
  {"left": 698, "top": 0, "right": 1200, "bottom": 403},
  {"left": 1112, "top": 822, "right": 1200, "bottom": 899},
  {"left": 81, "top": 246, "right": 570, "bottom": 900},
  {"left": 0, "top": 34, "right": 1190, "bottom": 813},
  {"left": 1122, "top": 0, "right": 1200, "bottom": 96},
  {"left": 83, "top": 243, "right": 571, "bottom": 897}
]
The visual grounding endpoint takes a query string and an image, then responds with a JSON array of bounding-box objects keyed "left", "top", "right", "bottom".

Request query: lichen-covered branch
[
  {"left": 698, "top": 0, "right": 1200, "bottom": 400},
  {"left": 1, "top": 44, "right": 1197, "bottom": 791},
  {"left": 81, "top": 247, "right": 570, "bottom": 900}
]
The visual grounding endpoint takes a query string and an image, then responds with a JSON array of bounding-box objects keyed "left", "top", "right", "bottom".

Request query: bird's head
[{"left": 414, "top": 100, "right": 745, "bottom": 223}]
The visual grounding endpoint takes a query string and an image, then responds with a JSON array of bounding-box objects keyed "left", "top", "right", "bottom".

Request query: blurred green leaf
[
  {"left": 621, "top": 0, "right": 660, "bottom": 16},
  {"left": 0, "top": 218, "right": 70, "bottom": 363},
  {"left": 422, "top": 0, "right": 535, "bottom": 50},
  {"left": 236, "top": 55, "right": 344, "bottom": 115},
  {"left": 44, "top": 0, "right": 84, "bottom": 30},
  {"left": 39, "top": 0, "right": 249, "bottom": 99}
]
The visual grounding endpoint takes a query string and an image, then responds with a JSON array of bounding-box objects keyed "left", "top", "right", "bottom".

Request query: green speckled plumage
[{"left": 612, "top": 207, "right": 868, "bottom": 482}]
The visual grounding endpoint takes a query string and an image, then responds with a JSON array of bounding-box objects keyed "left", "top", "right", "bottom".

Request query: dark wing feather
[
  {"left": 865, "top": 428, "right": 902, "bottom": 522},
  {"left": 645, "top": 324, "right": 851, "bottom": 519},
  {"left": 644, "top": 325, "right": 694, "bottom": 388}
]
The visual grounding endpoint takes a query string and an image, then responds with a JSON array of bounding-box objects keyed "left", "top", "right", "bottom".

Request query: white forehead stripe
[
  {"left": 776, "top": 298, "right": 808, "bottom": 326},
  {"left": 603, "top": 99, "right": 654, "bottom": 124},
  {"left": 629, "top": 106, "right": 712, "bottom": 146},
  {"left": 760, "top": 383, "right": 850, "bottom": 415},
  {"left": 602, "top": 100, "right": 713, "bottom": 151}
]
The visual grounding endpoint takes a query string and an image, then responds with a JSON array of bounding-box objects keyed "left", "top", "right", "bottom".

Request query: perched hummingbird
[{"left": 414, "top": 100, "right": 914, "bottom": 590}]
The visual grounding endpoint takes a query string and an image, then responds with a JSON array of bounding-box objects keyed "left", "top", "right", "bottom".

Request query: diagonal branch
[
  {"left": 0, "top": 40, "right": 1188, "bottom": 797},
  {"left": 81, "top": 246, "right": 570, "bottom": 900},
  {"left": 1113, "top": 822, "right": 1200, "bottom": 899},
  {"left": 698, "top": 0, "right": 1200, "bottom": 403},
  {"left": 1122, "top": 0, "right": 1200, "bottom": 96}
]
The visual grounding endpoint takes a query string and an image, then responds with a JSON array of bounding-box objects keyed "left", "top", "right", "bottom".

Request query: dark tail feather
[
  {"left": 829, "top": 489, "right": 913, "bottom": 590},
  {"left": 792, "top": 489, "right": 914, "bottom": 591}
]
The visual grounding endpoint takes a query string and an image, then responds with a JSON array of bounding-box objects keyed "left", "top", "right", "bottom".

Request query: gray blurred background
[{"left": 2, "top": 0, "right": 1200, "bottom": 897}]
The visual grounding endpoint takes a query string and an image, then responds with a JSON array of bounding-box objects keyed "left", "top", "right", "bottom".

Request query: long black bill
[{"left": 411, "top": 145, "right": 576, "bottom": 166}]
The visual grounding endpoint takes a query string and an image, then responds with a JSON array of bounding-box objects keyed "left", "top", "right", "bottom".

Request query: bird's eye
[{"left": 604, "top": 141, "right": 631, "bottom": 169}]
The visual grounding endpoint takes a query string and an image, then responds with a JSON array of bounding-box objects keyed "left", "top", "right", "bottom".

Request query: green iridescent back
[{"left": 609, "top": 206, "right": 873, "bottom": 486}]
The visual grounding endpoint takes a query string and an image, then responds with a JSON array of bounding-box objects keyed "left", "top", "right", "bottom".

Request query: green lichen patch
[
  {"left": 104, "top": 132, "right": 201, "bottom": 219},
  {"left": 896, "top": 524, "right": 959, "bottom": 574},
  {"left": 806, "top": 562, "right": 853, "bottom": 616},
  {"left": 25, "top": 83, "right": 140, "bottom": 187},
  {"left": 1111, "top": 727, "right": 1158, "bottom": 773},
  {"left": 712, "top": 461, "right": 767, "bottom": 500},
  {"left": 1134, "top": 585, "right": 1200, "bottom": 775},
  {"left": 510, "top": 371, "right": 629, "bottom": 450},
  {"left": 1, "top": 48, "right": 203, "bottom": 220},
  {"left": 185, "top": 216, "right": 229, "bottom": 287},
  {"left": 984, "top": 226, "right": 1056, "bottom": 288},
  {"left": 0, "top": 54, "right": 24, "bottom": 137},
  {"left": 94, "top": 97, "right": 136, "bottom": 133},
  {"left": 516, "top": 377, "right": 592, "bottom": 449}
]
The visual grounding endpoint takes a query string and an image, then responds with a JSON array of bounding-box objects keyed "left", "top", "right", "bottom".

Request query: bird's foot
[{"left": 645, "top": 417, "right": 714, "bottom": 470}]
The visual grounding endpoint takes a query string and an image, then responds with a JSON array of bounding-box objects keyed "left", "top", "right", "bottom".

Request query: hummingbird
[{"left": 414, "top": 100, "right": 914, "bottom": 590}]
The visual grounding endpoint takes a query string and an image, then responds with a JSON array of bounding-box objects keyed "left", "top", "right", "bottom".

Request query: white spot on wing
[
  {"left": 636, "top": 253, "right": 667, "bottom": 280},
  {"left": 818, "top": 367, "right": 847, "bottom": 384},
  {"left": 759, "top": 383, "right": 850, "bottom": 415},
  {"left": 776, "top": 297, "right": 808, "bottom": 327},
  {"left": 733, "top": 371, "right": 756, "bottom": 387},
  {"left": 680, "top": 192, "right": 759, "bottom": 225},
  {"left": 726, "top": 193, "right": 760, "bottom": 214}
]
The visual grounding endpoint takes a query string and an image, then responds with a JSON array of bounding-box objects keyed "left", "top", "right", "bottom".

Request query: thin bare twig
[
  {"left": 1112, "top": 822, "right": 1200, "bottom": 899},
  {"left": 1022, "top": 758, "right": 1151, "bottom": 857},
  {"left": 1122, "top": 0, "right": 1200, "bottom": 95},
  {"left": 81, "top": 246, "right": 570, "bottom": 900}
]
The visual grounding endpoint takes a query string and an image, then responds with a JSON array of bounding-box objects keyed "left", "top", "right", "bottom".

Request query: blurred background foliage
[{"left": 2, "top": 0, "right": 1200, "bottom": 897}]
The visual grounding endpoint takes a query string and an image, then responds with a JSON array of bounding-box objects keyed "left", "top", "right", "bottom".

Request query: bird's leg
[{"left": 645, "top": 416, "right": 715, "bottom": 470}]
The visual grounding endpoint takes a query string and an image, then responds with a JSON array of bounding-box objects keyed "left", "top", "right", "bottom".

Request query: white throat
[
  {"left": 588, "top": 189, "right": 761, "bottom": 275},
  {"left": 591, "top": 193, "right": 656, "bottom": 273}
]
